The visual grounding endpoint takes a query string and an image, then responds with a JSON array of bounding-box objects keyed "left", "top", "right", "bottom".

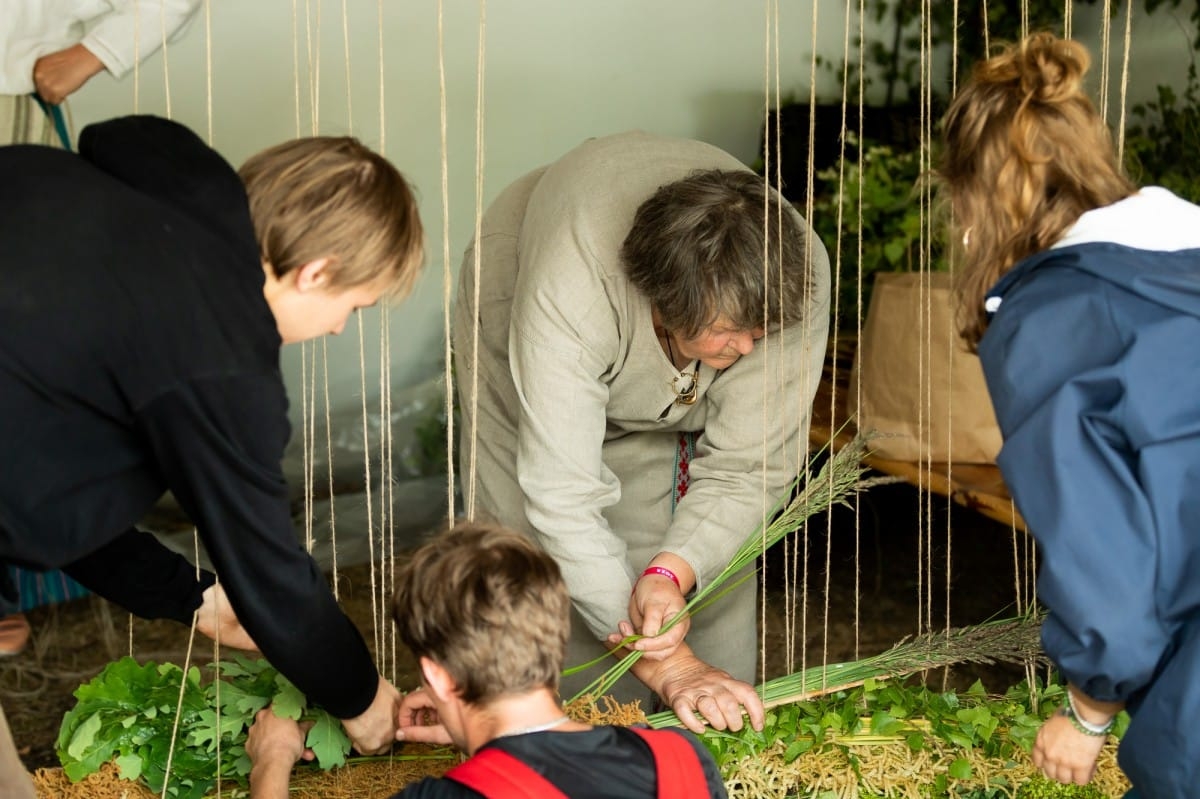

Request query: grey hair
[{"left": 621, "top": 169, "right": 813, "bottom": 337}]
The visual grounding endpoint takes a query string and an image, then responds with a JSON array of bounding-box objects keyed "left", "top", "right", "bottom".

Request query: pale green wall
[{"left": 64, "top": 1, "right": 1195, "bottom": 426}]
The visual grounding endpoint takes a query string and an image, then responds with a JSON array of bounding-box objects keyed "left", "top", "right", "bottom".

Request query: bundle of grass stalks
[
  {"left": 570, "top": 435, "right": 883, "bottom": 701},
  {"left": 648, "top": 614, "right": 1047, "bottom": 727}
]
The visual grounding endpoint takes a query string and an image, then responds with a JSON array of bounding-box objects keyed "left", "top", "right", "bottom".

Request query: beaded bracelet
[{"left": 1061, "top": 691, "right": 1114, "bottom": 737}]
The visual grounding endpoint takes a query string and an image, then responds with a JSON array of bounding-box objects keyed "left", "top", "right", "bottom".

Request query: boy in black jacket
[{"left": 0, "top": 114, "right": 423, "bottom": 798}]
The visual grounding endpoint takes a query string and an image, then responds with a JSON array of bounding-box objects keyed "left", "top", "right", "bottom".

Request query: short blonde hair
[
  {"left": 239, "top": 137, "right": 424, "bottom": 299},
  {"left": 392, "top": 521, "right": 570, "bottom": 705},
  {"left": 938, "top": 33, "right": 1135, "bottom": 348}
]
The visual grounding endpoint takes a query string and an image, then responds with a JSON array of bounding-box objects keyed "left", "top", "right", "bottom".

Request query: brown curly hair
[{"left": 938, "top": 32, "right": 1135, "bottom": 349}]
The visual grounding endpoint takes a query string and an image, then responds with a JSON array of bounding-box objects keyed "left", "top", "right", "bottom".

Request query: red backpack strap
[
  {"left": 630, "top": 727, "right": 711, "bottom": 799},
  {"left": 444, "top": 747, "right": 570, "bottom": 799}
]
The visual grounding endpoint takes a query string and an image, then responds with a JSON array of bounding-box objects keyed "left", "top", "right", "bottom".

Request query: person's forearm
[
  {"left": 1067, "top": 683, "right": 1124, "bottom": 726},
  {"left": 248, "top": 758, "right": 293, "bottom": 799}
]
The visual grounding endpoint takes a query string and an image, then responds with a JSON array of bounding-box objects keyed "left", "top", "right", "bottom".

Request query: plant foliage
[
  {"left": 689, "top": 675, "right": 1129, "bottom": 798},
  {"left": 57, "top": 655, "right": 352, "bottom": 798}
]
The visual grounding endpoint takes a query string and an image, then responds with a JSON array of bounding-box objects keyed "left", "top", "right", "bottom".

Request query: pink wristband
[{"left": 639, "top": 565, "right": 681, "bottom": 590}]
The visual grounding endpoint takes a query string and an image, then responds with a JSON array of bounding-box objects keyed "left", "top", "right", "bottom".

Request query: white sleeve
[{"left": 82, "top": 1, "right": 201, "bottom": 79}]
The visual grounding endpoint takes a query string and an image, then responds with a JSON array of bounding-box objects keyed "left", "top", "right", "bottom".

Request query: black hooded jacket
[{"left": 0, "top": 115, "right": 378, "bottom": 719}]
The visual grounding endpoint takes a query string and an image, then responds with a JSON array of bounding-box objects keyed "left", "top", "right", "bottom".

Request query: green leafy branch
[{"left": 57, "top": 654, "right": 352, "bottom": 798}]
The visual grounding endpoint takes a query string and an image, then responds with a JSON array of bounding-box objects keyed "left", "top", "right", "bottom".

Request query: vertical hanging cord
[
  {"left": 438, "top": 0, "right": 457, "bottom": 525},
  {"left": 378, "top": 318, "right": 390, "bottom": 674},
  {"left": 1065, "top": 0, "right": 1073, "bottom": 39},
  {"left": 1021, "top": 0, "right": 1029, "bottom": 39},
  {"left": 759, "top": 0, "right": 773, "bottom": 687},
  {"left": 341, "top": 0, "right": 353, "bottom": 132},
  {"left": 1115, "top": 0, "right": 1135, "bottom": 161},
  {"left": 1100, "top": 0, "right": 1113, "bottom": 121},
  {"left": 313, "top": 0, "right": 323, "bottom": 132},
  {"left": 946, "top": 0, "right": 960, "bottom": 645},
  {"left": 292, "top": 0, "right": 301, "bottom": 135},
  {"left": 378, "top": 0, "right": 386, "bottom": 154},
  {"left": 133, "top": 4, "right": 140, "bottom": 111},
  {"left": 203, "top": 5, "right": 220, "bottom": 790},
  {"left": 853, "top": 0, "right": 865, "bottom": 662},
  {"left": 160, "top": 0, "right": 192, "bottom": 789},
  {"left": 358, "top": 315, "right": 380, "bottom": 656},
  {"left": 377, "top": 0, "right": 398, "bottom": 685},
  {"left": 384, "top": 311, "right": 397, "bottom": 680},
  {"left": 914, "top": 0, "right": 926, "bottom": 636},
  {"left": 467, "top": 0, "right": 489, "bottom": 520},
  {"left": 799, "top": 0, "right": 821, "bottom": 690},
  {"left": 770, "top": 0, "right": 786, "bottom": 688},
  {"left": 160, "top": 0, "right": 172, "bottom": 119},
  {"left": 982, "top": 0, "right": 990, "bottom": 54},
  {"left": 824, "top": 0, "right": 859, "bottom": 671},
  {"left": 819, "top": 0, "right": 851, "bottom": 689},
  {"left": 128, "top": 0, "right": 146, "bottom": 663},
  {"left": 204, "top": 0, "right": 213, "bottom": 143},
  {"left": 322, "top": 341, "right": 339, "bottom": 598},
  {"left": 918, "top": 0, "right": 934, "bottom": 638}
]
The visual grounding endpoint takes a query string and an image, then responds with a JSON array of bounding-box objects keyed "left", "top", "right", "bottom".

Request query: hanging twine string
[
  {"left": 378, "top": 0, "right": 386, "bottom": 154},
  {"left": 983, "top": 0, "right": 991, "bottom": 54},
  {"left": 378, "top": 315, "right": 390, "bottom": 672},
  {"left": 1116, "top": 0, "right": 1135, "bottom": 160},
  {"left": 377, "top": 0, "right": 396, "bottom": 680},
  {"left": 1100, "top": 0, "right": 1113, "bottom": 121},
  {"left": 322, "top": 341, "right": 339, "bottom": 598},
  {"left": 824, "top": 0, "right": 863, "bottom": 674},
  {"left": 853, "top": 0, "right": 866, "bottom": 661},
  {"left": 466, "top": 0, "right": 489, "bottom": 521},
  {"left": 292, "top": 0, "right": 301, "bottom": 135},
  {"left": 919, "top": 0, "right": 938, "bottom": 640},
  {"left": 341, "top": 0, "right": 353, "bottom": 132},
  {"left": 161, "top": 0, "right": 172, "bottom": 119},
  {"left": 204, "top": 0, "right": 213, "bottom": 143},
  {"left": 438, "top": 0, "right": 457, "bottom": 526},
  {"left": 160, "top": 0, "right": 193, "bottom": 788},
  {"left": 358, "top": 315, "right": 380, "bottom": 656},
  {"left": 759, "top": 0, "right": 770, "bottom": 684},
  {"left": 946, "top": 0, "right": 960, "bottom": 644}
]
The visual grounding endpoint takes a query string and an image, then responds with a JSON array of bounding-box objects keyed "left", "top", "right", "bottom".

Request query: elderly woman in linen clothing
[{"left": 453, "top": 131, "right": 830, "bottom": 723}]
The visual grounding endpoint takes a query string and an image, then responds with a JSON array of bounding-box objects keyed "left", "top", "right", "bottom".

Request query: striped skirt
[{"left": 0, "top": 93, "right": 72, "bottom": 147}]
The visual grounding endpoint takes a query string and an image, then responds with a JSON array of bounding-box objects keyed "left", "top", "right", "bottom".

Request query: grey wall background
[{"left": 63, "top": 0, "right": 1196, "bottom": 439}]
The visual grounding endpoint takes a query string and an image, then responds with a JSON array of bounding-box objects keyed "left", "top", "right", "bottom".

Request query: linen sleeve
[
  {"left": 507, "top": 239, "right": 635, "bottom": 641},
  {"left": 82, "top": 1, "right": 201, "bottom": 79},
  {"left": 661, "top": 234, "right": 832, "bottom": 589},
  {"left": 980, "top": 269, "right": 1194, "bottom": 704},
  {"left": 135, "top": 373, "right": 379, "bottom": 720}
]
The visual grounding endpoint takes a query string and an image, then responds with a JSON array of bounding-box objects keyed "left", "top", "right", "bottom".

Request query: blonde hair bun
[{"left": 1017, "top": 32, "right": 1090, "bottom": 105}]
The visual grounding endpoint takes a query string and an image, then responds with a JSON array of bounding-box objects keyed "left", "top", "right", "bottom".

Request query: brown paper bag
[{"left": 848, "top": 272, "right": 1001, "bottom": 464}]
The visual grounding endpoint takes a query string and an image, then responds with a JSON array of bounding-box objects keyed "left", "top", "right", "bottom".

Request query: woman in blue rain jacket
[{"left": 939, "top": 33, "right": 1200, "bottom": 799}]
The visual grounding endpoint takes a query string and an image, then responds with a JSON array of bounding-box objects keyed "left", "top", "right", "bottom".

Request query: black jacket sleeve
[
  {"left": 135, "top": 372, "right": 379, "bottom": 719},
  {"left": 63, "top": 528, "right": 215, "bottom": 623}
]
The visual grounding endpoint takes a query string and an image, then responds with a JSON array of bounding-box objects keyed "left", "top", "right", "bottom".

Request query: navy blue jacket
[{"left": 980, "top": 238, "right": 1200, "bottom": 797}]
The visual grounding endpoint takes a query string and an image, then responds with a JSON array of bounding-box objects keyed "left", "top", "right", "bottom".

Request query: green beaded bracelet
[{"left": 1060, "top": 693, "right": 1114, "bottom": 737}]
